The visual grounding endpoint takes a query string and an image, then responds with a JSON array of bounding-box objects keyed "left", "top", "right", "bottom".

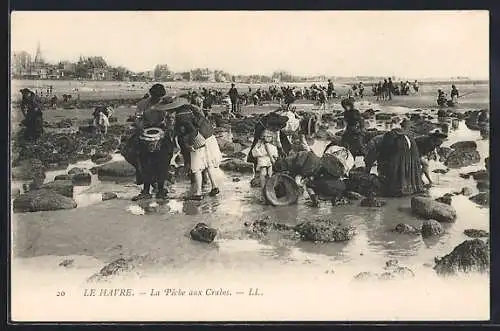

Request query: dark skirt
[
  {"left": 122, "top": 133, "right": 173, "bottom": 185},
  {"left": 377, "top": 130, "right": 425, "bottom": 197},
  {"left": 341, "top": 128, "right": 365, "bottom": 157},
  {"left": 22, "top": 111, "right": 44, "bottom": 140}
]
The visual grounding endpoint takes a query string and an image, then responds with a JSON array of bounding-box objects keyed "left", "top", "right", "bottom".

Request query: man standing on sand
[
  {"left": 19, "top": 88, "right": 44, "bottom": 141},
  {"left": 387, "top": 77, "right": 393, "bottom": 100},
  {"left": 327, "top": 79, "right": 334, "bottom": 99},
  {"left": 228, "top": 83, "right": 239, "bottom": 114}
]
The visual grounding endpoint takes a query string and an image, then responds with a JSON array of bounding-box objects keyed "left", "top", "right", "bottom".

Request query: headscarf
[{"left": 149, "top": 84, "right": 167, "bottom": 98}]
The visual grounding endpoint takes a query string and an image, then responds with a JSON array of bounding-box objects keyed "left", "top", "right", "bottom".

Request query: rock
[
  {"left": 464, "top": 229, "right": 488, "bottom": 239},
  {"left": 88, "top": 257, "right": 137, "bottom": 281},
  {"left": 344, "top": 191, "right": 364, "bottom": 200},
  {"left": 91, "top": 153, "right": 113, "bottom": 164},
  {"left": 72, "top": 172, "right": 92, "bottom": 186},
  {"left": 353, "top": 272, "right": 378, "bottom": 281},
  {"left": 294, "top": 219, "right": 356, "bottom": 242},
  {"left": 59, "top": 259, "right": 74, "bottom": 267},
  {"left": 393, "top": 223, "right": 420, "bottom": 235},
  {"left": 444, "top": 149, "right": 481, "bottom": 169},
  {"left": 450, "top": 141, "right": 477, "bottom": 150},
  {"left": 460, "top": 187, "right": 473, "bottom": 196},
  {"left": 469, "top": 192, "right": 489, "bottom": 207},
  {"left": 219, "top": 141, "right": 243, "bottom": 155},
  {"left": 102, "top": 192, "right": 118, "bottom": 201},
  {"left": 384, "top": 259, "right": 399, "bottom": 269},
  {"left": 190, "top": 223, "right": 217, "bottom": 243},
  {"left": 11, "top": 187, "right": 21, "bottom": 198},
  {"left": 360, "top": 197, "right": 386, "bottom": 207},
  {"left": 375, "top": 113, "right": 393, "bottom": 121},
  {"left": 37, "top": 180, "right": 74, "bottom": 198},
  {"left": 11, "top": 158, "right": 46, "bottom": 182},
  {"left": 434, "top": 239, "right": 489, "bottom": 275},
  {"left": 436, "top": 147, "right": 453, "bottom": 162},
  {"left": 421, "top": 220, "right": 444, "bottom": 238},
  {"left": 315, "top": 129, "right": 337, "bottom": 140},
  {"left": 345, "top": 171, "right": 382, "bottom": 196},
  {"left": 54, "top": 174, "right": 72, "bottom": 181},
  {"left": 390, "top": 266, "right": 415, "bottom": 279},
  {"left": 485, "top": 157, "right": 489, "bottom": 171},
  {"left": 13, "top": 189, "right": 77, "bottom": 212},
  {"left": 432, "top": 169, "right": 449, "bottom": 174},
  {"left": 411, "top": 197, "right": 457, "bottom": 223},
  {"left": 97, "top": 161, "right": 136, "bottom": 178},
  {"left": 476, "top": 181, "right": 489, "bottom": 192},
  {"left": 68, "top": 167, "right": 86, "bottom": 175},
  {"left": 219, "top": 159, "right": 254, "bottom": 174},
  {"left": 435, "top": 195, "right": 452, "bottom": 205},
  {"left": 232, "top": 177, "right": 241, "bottom": 182},
  {"left": 471, "top": 170, "right": 489, "bottom": 181}
]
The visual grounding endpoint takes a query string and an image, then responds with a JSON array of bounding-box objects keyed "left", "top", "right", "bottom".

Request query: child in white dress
[{"left": 251, "top": 129, "right": 279, "bottom": 188}]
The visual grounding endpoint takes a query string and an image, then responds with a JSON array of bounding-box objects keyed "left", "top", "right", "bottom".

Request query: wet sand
[{"left": 10, "top": 81, "right": 490, "bottom": 321}]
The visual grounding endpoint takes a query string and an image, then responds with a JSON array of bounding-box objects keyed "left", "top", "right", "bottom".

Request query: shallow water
[{"left": 11, "top": 103, "right": 490, "bottom": 321}]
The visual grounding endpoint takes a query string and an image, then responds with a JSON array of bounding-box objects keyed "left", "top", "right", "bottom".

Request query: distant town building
[{"left": 91, "top": 68, "right": 114, "bottom": 81}]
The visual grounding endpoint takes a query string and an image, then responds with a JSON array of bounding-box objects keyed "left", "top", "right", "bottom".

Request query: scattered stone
[
  {"left": 464, "top": 229, "right": 489, "bottom": 239},
  {"left": 345, "top": 171, "right": 382, "bottom": 197},
  {"left": 54, "top": 174, "right": 72, "bottom": 181},
  {"left": 445, "top": 149, "right": 481, "bottom": 169},
  {"left": 411, "top": 197, "right": 457, "bottom": 223},
  {"left": 72, "top": 172, "right": 92, "bottom": 186},
  {"left": 436, "top": 147, "right": 453, "bottom": 162},
  {"left": 11, "top": 158, "right": 46, "bottom": 182},
  {"left": 88, "top": 257, "right": 138, "bottom": 282},
  {"left": 360, "top": 197, "right": 386, "bottom": 207},
  {"left": 434, "top": 239, "right": 489, "bottom": 275},
  {"left": 432, "top": 169, "right": 449, "bottom": 174},
  {"left": 294, "top": 219, "right": 356, "bottom": 242},
  {"left": 435, "top": 195, "right": 452, "bottom": 206},
  {"left": 421, "top": 220, "right": 444, "bottom": 238},
  {"left": 37, "top": 180, "right": 74, "bottom": 198},
  {"left": 97, "top": 161, "right": 136, "bottom": 178},
  {"left": 469, "top": 192, "right": 489, "bottom": 207},
  {"left": 59, "top": 259, "right": 74, "bottom": 268},
  {"left": 68, "top": 167, "right": 86, "bottom": 175},
  {"left": 390, "top": 266, "right": 416, "bottom": 279},
  {"left": 219, "top": 158, "right": 254, "bottom": 174},
  {"left": 384, "top": 259, "right": 399, "bottom": 269},
  {"left": 190, "top": 223, "right": 217, "bottom": 243},
  {"left": 393, "top": 223, "right": 420, "bottom": 235},
  {"left": 92, "top": 153, "right": 113, "bottom": 164},
  {"left": 13, "top": 189, "right": 77, "bottom": 212},
  {"left": 353, "top": 272, "right": 378, "bottom": 281},
  {"left": 102, "top": 192, "right": 118, "bottom": 201},
  {"left": 450, "top": 141, "right": 477, "bottom": 150}
]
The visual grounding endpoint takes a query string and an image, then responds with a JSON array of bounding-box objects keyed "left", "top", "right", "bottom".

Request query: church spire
[{"left": 34, "top": 42, "right": 43, "bottom": 64}]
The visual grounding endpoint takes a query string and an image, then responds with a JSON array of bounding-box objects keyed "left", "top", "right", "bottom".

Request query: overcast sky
[{"left": 10, "top": 11, "right": 489, "bottom": 79}]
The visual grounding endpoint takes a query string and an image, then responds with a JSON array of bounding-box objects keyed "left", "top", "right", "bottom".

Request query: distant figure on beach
[
  {"left": 19, "top": 88, "right": 44, "bottom": 141},
  {"left": 358, "top": 82, "right": 364, "bottom": 98},
  {"left": 387, "top": 77, "right": 393, "bottom": 100},
  {"left": 450, "top": 85, "right": 459, "bottom": 104},
  {"left": 437, "top": 89, "right": 447, "bottom": 107},
  {"left": 413, "top": 80, "right": 419, "bottom": 93},
  {"left": 327, "top": 79, "right": 334, "bottom": 99},
  {"left": 228, "top": 83, "right": 239, "bottom": 114}
]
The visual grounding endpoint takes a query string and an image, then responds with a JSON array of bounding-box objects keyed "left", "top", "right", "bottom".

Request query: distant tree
[{"left": 154, "top": 64, "right": 173, "bottom": 81}]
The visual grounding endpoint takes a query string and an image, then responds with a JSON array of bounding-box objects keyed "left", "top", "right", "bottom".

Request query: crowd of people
[{"left": 17, "top": 78, "right": 470, "bottom": 206}]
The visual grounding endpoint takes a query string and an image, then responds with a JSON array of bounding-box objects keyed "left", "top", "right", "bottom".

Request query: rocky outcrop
[
  {"left": 102, "top": 192, "right": 118, "bottom": 201},
  {"left": 435, "top": 194, "right": 452, "bottom": 206},
  {"left": 444, "top": 141, "right": 481, "bottom": 169},
  {"left": 36, "top": 180, "right": 74, "bottom": 198},
  {"left": 421, "top": 220, "right": 444, "bottom": 238},
  {"left": 219, "top": 159, "right": 254, "bottom": 174},
  {"left": 434, "top": 239, "right": 489, "bottom": 275},
  {"left": 190, "top": 223, "right": 217, "bottom": 243},
  {"left": 295, "top": 219, "right": 356, "bottom": 242},
  {"left": 360, "top": 197, "right": 386, "bottom": 207},
  {"left": 345, "top": 171, "right": 382, "bottom": 197},
  {"left": 392, "top": 223, "right": 420, "bottom": 235},
  {"left": 11, "top": 158, "right": 46, "bottom": 183},
  {"left": 13, "top": 189, "right": 77, "bottom": 212},
  {"left": 464, "top": 229, "right": 489, "bottom": 239},
  {"left": 469, "top": 192, "right": 489, "bottom": 207},
  {"left": 97, "top": 161, "right": 136, "bottom": 178},
  {"left": 411, "top": 197, "right": 457, "bottom": 223}
]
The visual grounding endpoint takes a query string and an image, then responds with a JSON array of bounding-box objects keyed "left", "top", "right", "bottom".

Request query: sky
[{"left": 10, "top": 11, "right": 489, "bottom": 79}]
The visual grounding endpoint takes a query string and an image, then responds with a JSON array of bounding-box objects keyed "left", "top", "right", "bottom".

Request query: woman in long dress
[{"left": 376, "top": 122, "right": 425, "bottom": 197}]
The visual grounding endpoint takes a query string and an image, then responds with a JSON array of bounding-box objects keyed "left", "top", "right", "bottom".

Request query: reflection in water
[{"left": 11, "top": 114, "right": 489, "bottom": 286}]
